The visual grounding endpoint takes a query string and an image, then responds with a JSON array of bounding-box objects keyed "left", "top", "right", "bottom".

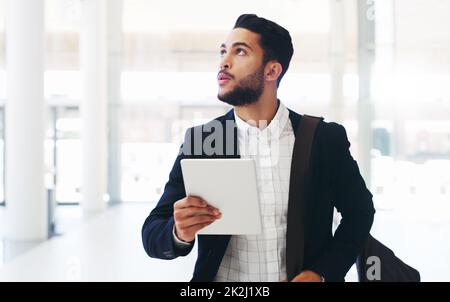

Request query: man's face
[{"left": 217, "top": 28, "right": 266, "bottom": 106}]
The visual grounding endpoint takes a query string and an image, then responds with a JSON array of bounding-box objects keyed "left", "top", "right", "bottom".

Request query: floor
[
  {"left": 0, "top": 195, "right": 449, "bottom": 281},
  {"left": 369, "top": 194, "right": 450, "bottom": 282},
  {"left": 0, "top": 203, "right": 197, "bottom": 281}
]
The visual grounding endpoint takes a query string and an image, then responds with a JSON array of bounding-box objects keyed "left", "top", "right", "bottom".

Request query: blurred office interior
[{"left": 0, "top": 0, "right": 449, "bottom": 281}]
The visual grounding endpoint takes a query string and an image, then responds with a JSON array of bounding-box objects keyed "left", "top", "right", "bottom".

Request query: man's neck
[{"left": 234, "top": 91, "right": 279, "bottom": 130}]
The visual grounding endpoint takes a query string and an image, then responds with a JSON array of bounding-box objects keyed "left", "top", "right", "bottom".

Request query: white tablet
[{"left": 180, "top": 158, "right": 262, "bottom": 235}]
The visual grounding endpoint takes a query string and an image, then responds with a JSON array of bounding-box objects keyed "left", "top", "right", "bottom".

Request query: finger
[
  {"left": 184, "top": 220, "right": 214, "bottom": 234},
  {"left": 178, "top": 214, "right": 219, "bottom": 229},
  {"left": 176, "top": 196, "right": 208, "bottom": 209},
  {"left": 178, "top": 214, "right": 218, "bottom": 229},
  {"left": 175, "top": 206, "right": 221, "bottom": 220}
]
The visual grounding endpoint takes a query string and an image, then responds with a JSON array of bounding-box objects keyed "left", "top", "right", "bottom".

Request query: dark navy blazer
[{"left": 141, "top": 108, "right": 375, "bottom": 282}]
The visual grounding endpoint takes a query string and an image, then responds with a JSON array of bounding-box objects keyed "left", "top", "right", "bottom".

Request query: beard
[{"left": 217, "top": 66, "right": 265, "bottom": 106}]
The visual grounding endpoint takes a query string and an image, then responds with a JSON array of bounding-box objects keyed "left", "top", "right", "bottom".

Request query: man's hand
[
  {"left": 173, "top": 196, "right": 221, "bottom": 242},
  {"left": 290, "top": 270, "right": 323, "bottom": 282}
]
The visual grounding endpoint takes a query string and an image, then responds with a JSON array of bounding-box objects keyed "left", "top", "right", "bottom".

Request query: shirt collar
[{"left": 233, "top": 100, "right": 290, "bottom": 140}]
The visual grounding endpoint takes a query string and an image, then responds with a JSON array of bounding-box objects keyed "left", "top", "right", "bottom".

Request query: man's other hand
[{"left": 290, "top": 270, "right": 323, "bottom": 282}]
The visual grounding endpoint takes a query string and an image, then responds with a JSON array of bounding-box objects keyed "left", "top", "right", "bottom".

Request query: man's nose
[
  {"left": 219, "top": 54, "right": 231, "bottom": 70},
  {"left": 220, "top": 62, "right": 230, "bottom": 70}
]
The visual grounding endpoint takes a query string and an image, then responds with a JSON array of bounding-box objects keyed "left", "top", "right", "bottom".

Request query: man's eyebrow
[{"left": 220, "top": 42, "right": 253, "bottom": 51}]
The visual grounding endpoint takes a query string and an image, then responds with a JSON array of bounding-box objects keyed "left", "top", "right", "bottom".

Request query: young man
[{"left": 142, "top": 14, "right": 375, "bottom": 282}]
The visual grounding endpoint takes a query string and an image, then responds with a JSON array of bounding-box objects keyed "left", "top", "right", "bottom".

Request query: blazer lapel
[
  {"left": 286, "top": 109, "right": 306, "bottom": 280},
  {"left": 289, "top": 109, "right": 301, "bottom": 137},
  {"left": 221, "top": 108, "right": 240, "bottom": 158}
]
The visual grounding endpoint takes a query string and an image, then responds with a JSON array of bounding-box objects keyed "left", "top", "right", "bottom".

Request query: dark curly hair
[{"left": 234, "top": 14, "right": 294, "bottom": 87}]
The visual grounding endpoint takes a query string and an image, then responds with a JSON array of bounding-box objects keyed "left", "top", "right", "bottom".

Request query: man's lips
[{"left": 217, "top": 73, "right": 233, "bottom": 85}]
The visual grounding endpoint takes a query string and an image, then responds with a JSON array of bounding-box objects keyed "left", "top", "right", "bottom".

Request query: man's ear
[{"left": 264, "top": 61, "right": 283, "bottom": 84}]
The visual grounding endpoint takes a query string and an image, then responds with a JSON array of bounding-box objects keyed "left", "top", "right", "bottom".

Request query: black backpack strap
[{"left": 286, "top": 114, "right": 324, "bottom": 280}]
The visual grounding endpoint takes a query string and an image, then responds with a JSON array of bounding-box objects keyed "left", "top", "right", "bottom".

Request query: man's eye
[
  {"left": 220, "top": 49, "right": 226, "bottom": 56},
  {"left": 236, "top": 48, "right": 246, "bottom": 55}
]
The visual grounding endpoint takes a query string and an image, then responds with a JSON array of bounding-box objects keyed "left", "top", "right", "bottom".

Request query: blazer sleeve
[
  {"left": 310, "top": 123, "right": 376, "bottom": 281},
  {"left": 141, "top": 129, "right": 195, "bottom": 259}
]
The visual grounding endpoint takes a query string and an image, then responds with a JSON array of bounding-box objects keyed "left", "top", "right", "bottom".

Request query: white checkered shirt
[{"left": 214, "top": 101, "right": 295, "bottom": 282}]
